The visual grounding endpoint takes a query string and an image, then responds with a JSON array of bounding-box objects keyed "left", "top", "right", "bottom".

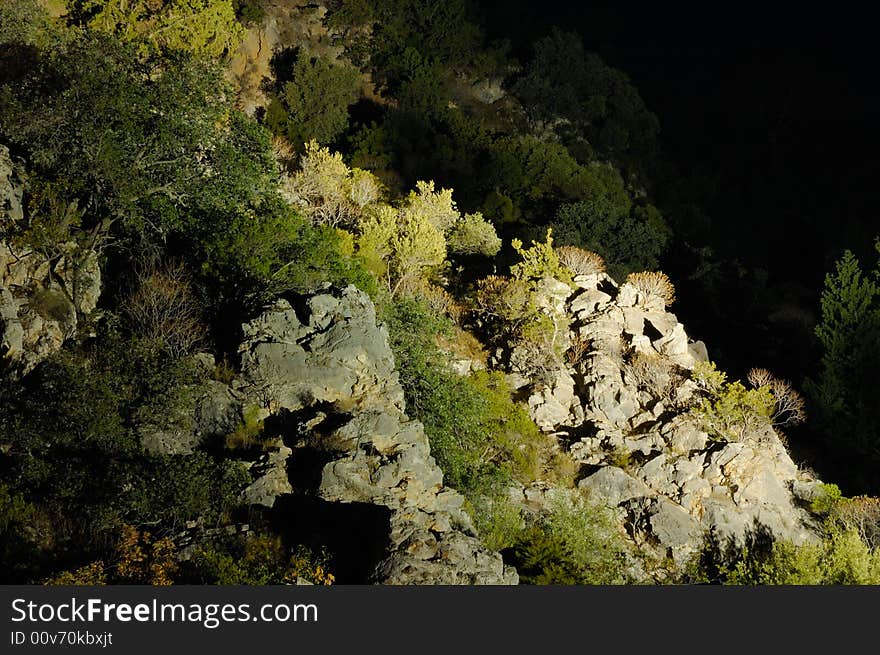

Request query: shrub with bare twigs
[
  {"left": 624, "top": 350, "right": 686, "bottom": 408},
  {"left": 747, "top": 367, "right": 807, "bottom": 427},
  {"left": 395, "top": 277, "right": 463, "bottom": 324},
  {"left": 271, "top": 135, "right": 297, "bottom": 172},
  {"left": 121, "top": 260, "right": 206, "bottom": 358},
  {"left": 831, "top": 496, "right": 880, "bottom": 550},
  {"left": 625, "top": 271, "right": 675, "bottom": 306},
  {"left": 555, "top": 245, "right": 606, "bottom": 277},
  {"left": 566, "top": 332, "right": 591, "bottom": 366},
  {"left": 746, "top": 367, "right": 774, "bottom": 389}
]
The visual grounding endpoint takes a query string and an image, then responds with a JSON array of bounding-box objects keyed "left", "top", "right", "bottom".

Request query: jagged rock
[
  {"left": 579, "top": 466, "right": 652, "bottom": 506},
  {"left": 242, "top": 442, "right": 294, "bottom": 507},
  {"left": 376, "top": 512, "right": 519, "bottom": 585},
  {"left": 653, "top": 323, "right": 689, "bottom": 357},
  {"left": 616, "top": 283, "right": 640, "bottom": 307},
  {"left": 666, "top": 420, "right": 709, "bottom": 454},
  {"left": 528, "top": 368, "right": 581, "bottom": 431},
  {"left": 239, "top": 288, "right": 404, "bottom": 413},
  {"left": 0, "top": 150, "right": 102, "bottom": 373},
  {"left": 512, "top": 271, "right": 823, "bottom": 578},
  {"left": 688, "top": 340, "right": 709, "bottom": 363},
  {"left": 649, "top": 498, "right": 704, "bottom": 564},
  {"left": 139, "top": 378, "right": 243, "bottom": 455},
  {"left": 0, "top": 145, "right": 23, "bottom": 224},
  {"left": 238, "top": 285, "right": 516, "bottom": 584},
  {"left": 570, "top": 288, "right": 612, "bottom": 316},
  {"left": 194, "top": 380, "right": 242, "bottom": 438}
]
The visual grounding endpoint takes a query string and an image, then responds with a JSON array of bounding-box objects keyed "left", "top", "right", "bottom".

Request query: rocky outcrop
[
  {"left": 0, "top": 146, "right": 101, "bottom": 374},
  {"left": 235, "top": 285, "right": 517, "bottom": 584},
  {"left": 519, "top": 274, "right": 821, "bottom": 572}
]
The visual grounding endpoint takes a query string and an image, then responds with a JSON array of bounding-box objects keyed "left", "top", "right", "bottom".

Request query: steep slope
[
  {"left": 233, "top": 285, "right": 517, "bottom": 584},
  {"left": 511, "top": 270, "right": 823, "bottom": 571}
]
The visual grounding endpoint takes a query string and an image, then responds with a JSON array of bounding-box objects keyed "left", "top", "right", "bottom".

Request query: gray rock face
[
  {"left": 517, "top": 273, "right": 823, "bottom": 575},
  {"left": 0, "top": 150, "right": 101, "bottom": 374},
  {"left": 239, "top": 289, "right": 404, "bottom": 413},
  {"left": 0, "top": 241, "right": 102, "bottom": 375},
  {"left": 237, "top": 285, "right": 516, "bottom": 584},
  {"left": 139, "top": 379, "right": 245, "bottom": 456},
  {"left": 579, "top": 466, "right": 651, "bottom": 507},
  {"left": 0, "top": 146, "right": 24, "bottom": 225}
]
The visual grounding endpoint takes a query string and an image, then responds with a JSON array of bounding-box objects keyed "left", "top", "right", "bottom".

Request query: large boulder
[{"left": 237, "top": 285, "right": 517, "bottom": 584}]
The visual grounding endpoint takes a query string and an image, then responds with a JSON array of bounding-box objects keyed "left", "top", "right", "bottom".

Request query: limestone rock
[
  {"left": 579, "top": 467, "right": 652, "bottom": 507},
  {"left": 0, "top": 148, "right": 102, "bottom": 373},
  {"left": 242, "top": 443, "right": 294, "bottom": 507},
  {"left": 0, "top": 145, "right": 24, "bottom": 224},
  {"left": 237, "top": 285, "right": 515, "bottom": 584},
  {"left": 505, "top": 272, "right": 824, "bottom": 577},
  {"left": 239, "top": 286, "right": 404, "bottom": 413}
]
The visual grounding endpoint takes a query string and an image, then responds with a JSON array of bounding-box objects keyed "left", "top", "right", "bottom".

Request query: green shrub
[
  {"left": 810, "top": 483, "right": 844, "bottom": 517},
  {"left": 187, "top": 534, "right": 334, "bottom": 585},
  {"left": 383, "top": 298, "right": 549, "bottom": 495},
  {"left": 689, "top": 361, "right": 775, "bottom": 442},
  {"left": 551, "top": 199, "right": 669, "bottom": 279},
  {"left": 705, "top": 526, "right": 880, "bottom": 585},
  {"left": 266, "top": 50, "right": 360, "bottom": 148},
  {"left": 510, "top": 229, "right": 569, "bottom": 284},
  {"left": 511, "top": 493, "right": 630, "bottom": 585},
  {"left": 470, "top": 493, "right": 526, "bottom": 553},
  {"left": 75, "top": 0, "right": 245, "bottom": 59}
]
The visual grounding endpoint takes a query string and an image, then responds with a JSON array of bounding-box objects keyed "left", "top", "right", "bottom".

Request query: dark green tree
[
  {"left": 806, "top": 245, "right": 880, "bottom": 462},
  {"left": 511, "top": 28, "right": 661, "bottom": 187},
  {"left": 266, "top": 50, "right": 360, "bottom": 149},
  {"left": 551, "top": 198, "right": 669, "bottom": 279}
]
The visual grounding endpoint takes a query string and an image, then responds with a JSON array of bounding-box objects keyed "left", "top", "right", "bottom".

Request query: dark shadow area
[
  {"left": 270, "top": 496, "right": 392, "bottom": 584},
  {"left": 286, "top": 447, "right": 336, "bottom": 494},
  {"left": 269, "top": 46, "right": 301, "bottom": 88}
]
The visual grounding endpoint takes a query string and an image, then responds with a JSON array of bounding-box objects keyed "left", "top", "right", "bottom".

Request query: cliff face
[
  {"left": 508, "top": 272, "right": 822, "bottom": 572},
  {"left": 0, "top": 145, "right": 101, "bottom": 375},
  {"left": 232, "top": 285, "right": 517, "bottom": 584}
]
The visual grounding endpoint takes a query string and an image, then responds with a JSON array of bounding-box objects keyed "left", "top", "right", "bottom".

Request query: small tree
[
  {"left": 805, "top": 245, "right": 880, "bottom": 461},
  {"left": 121, "top": 260, "right": 206, "bottom": 358},
  {"left": 266, "top": 50, "right": 360, "bottom": 148}
]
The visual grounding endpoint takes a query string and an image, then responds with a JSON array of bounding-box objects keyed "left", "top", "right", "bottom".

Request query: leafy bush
[
  {"left": 0, "top": 484, "right": 51, "bottom": 582},
  {"left": 695, "top": 520, "right": 880, "bottom": 585},
  {"left": 266, "top": 50, "right": 360, "bottom": 149},
  {"left": 470, "top": 493, "right": 526, "bottom": 553},
  {"left": 689, "top": 361, "right": 775, "bottom": 441},
  {"left": 383, "top": 298, "right": 550, "bottom": 495},
  {"left": 445, "top": 212, "right": 502, "bottom": 257},
  {"left": 354, "top": 178, "right": 500, "bottom": 294},
  {"left": 511, "top": 28, "right": 661, "bottom": 185},
  {"left": 552, "top": 200, "right": 669, "bottom": 279},
  {"left": 0, "top": 327, "right": 250, "bottom": 577},
  {"left": 187, "top": 534, "right": 334, "bottom": 585},
  {"left": 510, "top": 493, "right": 630, "bottom": 585},
  {"left": 510, "top": 229, "right": 569, "bottom": 284},
  {"left": 0, "top": 33, "right": 277, "bottom": 245},
  {"left": 74, "top": 0, "right": 245, "bottom": 58}
]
